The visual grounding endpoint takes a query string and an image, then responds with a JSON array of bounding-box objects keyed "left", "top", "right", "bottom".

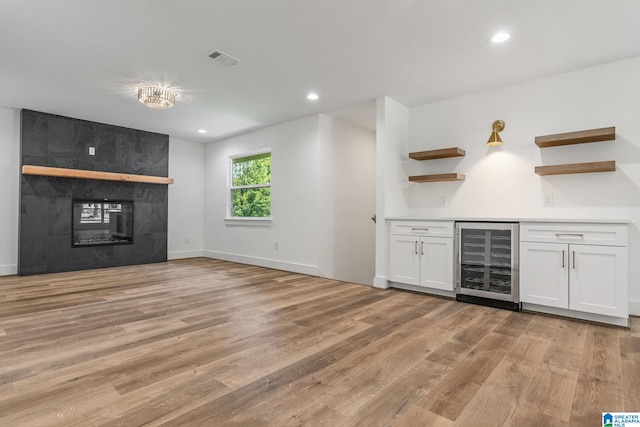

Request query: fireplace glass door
[{"left": 72, "top": 200, "right": 133, "bottom": 247}]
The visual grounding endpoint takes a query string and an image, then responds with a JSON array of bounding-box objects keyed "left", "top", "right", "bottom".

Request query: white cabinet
[
  {"left": 569, "top": 244, "right": 627, "bottom": 316},
  {"left": 520, "top": 222, "right": 628, "bottom": 319},
  {"left": 388, "top": 221, "right": 454, "bottom": 291},
  {"left": 420, "top": 236, "right": 454, "bottom": 289},
  {"left": 519, "top": 242, "right": 568, "bottom": 308},
  {"left": 388, "top": 234, "right": 420, "bottom": 285}
]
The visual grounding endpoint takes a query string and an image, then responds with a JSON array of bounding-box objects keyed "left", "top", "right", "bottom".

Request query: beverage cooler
[{"left": 455, "top": 222, "right": 520, "bottom": 311}]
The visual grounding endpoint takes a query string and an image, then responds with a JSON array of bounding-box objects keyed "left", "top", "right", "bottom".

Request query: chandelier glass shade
[{"left": 137, "top": 86, "right": 176, "bottom": 109}]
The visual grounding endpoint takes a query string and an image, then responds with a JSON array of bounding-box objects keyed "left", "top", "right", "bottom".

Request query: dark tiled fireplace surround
[{"left": 18, "top": 110, "right": 169, "bottom": 275}]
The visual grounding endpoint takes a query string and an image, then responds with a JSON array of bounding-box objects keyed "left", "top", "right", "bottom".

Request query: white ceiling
[{"left": 2, "top": 1, "right": 640, "bottom": 142}]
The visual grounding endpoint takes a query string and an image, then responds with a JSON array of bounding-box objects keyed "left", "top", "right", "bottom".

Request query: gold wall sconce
[{"left": 487, "top": 120, "right": 505, "bottom": 146}]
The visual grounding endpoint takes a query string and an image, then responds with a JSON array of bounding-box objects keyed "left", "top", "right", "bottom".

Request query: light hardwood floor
[{"left": 0, "top": 258, "right": 638, "bottom": 426}]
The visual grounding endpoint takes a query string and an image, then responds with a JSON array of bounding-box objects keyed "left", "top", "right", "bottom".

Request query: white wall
[
  {"left": 404, "top": 56, "right": 640, "bottom": 314},
  {"left": 168, "top": 137, "right": 205, "bottom": 260},
  {"left": 203, "top": 115, "right": 322, "bottom": 275},
  {"left": 0, "top": 108, "right": 20, "bottom": 275},
  {"left": 203, "top": 113, "right": 377, "bottom": 284},
  {"left": 374, "top": 97, "right": 410, "bottom": 288},
  {"left": 318, "top": 114, "right": 376, "bottom": 285}
]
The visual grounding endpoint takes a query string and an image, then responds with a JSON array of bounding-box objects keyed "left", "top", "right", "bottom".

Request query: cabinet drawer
[
  {"left": 390, "top": 221, "right": 454, "bottom": 238},
  {"left": 520, "top": 222, "right": 627, "bottom": 246}
]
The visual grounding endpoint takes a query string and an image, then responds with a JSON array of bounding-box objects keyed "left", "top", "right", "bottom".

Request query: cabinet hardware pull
[
  {"left": 573, "top": 251, "right": 576, "bottom": 269},
  {"left": 421, "top": 241, "right": 424, "bottom": 255},
  {"left": 411, "top": 228, "right": 429, "bottom": 232},
  {"left": 562, "top": 250, "right": 565, "bottom": 268},
  {"left": 415, "top": 241, "right": 418, "bottom": 255},
  {"left": 555, "top": 233, "right": 584, "bottom": 238}
]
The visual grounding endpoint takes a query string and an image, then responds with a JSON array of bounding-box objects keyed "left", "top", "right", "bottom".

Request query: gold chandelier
[{"left": 137, "top": 86, "right": 176, "bottom": 109}]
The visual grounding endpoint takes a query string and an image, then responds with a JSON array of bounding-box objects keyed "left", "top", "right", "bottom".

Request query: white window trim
[
  {"left": 228, "top": 147, "right": 271, "bottom": 161},
  {"left": 226, "top": 148, "right": 272, "bottom": 225},
  {"left": 224, "top": 217, "right": 272, "bottom": 226},
  {"left": 231, "top": 183, "right": 270, "bottom": 190}
]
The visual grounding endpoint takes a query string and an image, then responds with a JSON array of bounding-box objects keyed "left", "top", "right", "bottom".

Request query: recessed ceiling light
[
  {"left": 306, "top": 92, "right": 319, "bottom": 101},
  {"left": 490, "top": 32, "right": 511, "bottom": 43},
  {"left": 198, "top": 129, "right": 207, "bottom": 134}
]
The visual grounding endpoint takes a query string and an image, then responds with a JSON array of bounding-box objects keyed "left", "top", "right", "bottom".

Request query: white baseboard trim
[
  {"left": 0, "top": 264, "right": 17, "bottom": 276},
  {"left": 373, "top": 275, "right": 389, "bottom": 289},
  {"left": 389, "top": 281, "right": 455, "bottom": 299},
  {"left": 522, "top": 303, "right": 628, "bottom": 327},
  {"left": 168, "top": 250, "right": 205, "bottom": 260},
  {"left": 203, "top": 250, "right": 321, "bottom": 277},
  {"left": 629, "top": 298, "right": 640, "bottom": 317}
]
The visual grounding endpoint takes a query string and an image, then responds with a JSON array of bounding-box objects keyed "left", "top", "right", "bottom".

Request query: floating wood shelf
[
  {"left": 409, "top": 173, "right": 465, "bottom": 183},
  {"left": 535, "top": 126, "right": 615, "bottom": 148},
  {"left": 22, "top": 165, "right": 174, "bottom": 184},
  {"left": 409, "top": 147, "right": 465, "bottom": 160},
  {"left": 534, "top": 161, "right": 615, "bottom": 176}
]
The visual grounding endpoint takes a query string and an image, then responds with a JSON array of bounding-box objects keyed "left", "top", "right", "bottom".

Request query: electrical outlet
[
  {"left": 439, "top": 196, "right": 448, "bottom": 208},
  {"left": 544, "top": 193, "right": 554, "bottom": 207},
  {"left": 274, "top": 241, "right": 279, "bottom": 251},
  {"left": 184, "top": 236, "right": 191, "bottom": 244},
  {"left": 89, "top": 146, "right": 96, "bottom": 156}
]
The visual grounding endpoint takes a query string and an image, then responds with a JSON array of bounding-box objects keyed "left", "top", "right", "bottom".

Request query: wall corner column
[{"left": 374, "top": 97, "right": 410, "bottom": 289}]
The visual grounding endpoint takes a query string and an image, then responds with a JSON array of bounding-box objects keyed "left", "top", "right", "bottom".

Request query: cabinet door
[
  {"left": 569, "top": 244, "right": 627, "bottom": 317},
  {"left": 520, "top": 242, "right": 568, "bottom": 308},
  {"left": 388, "top": 234, "right": 419, "bottom": 285},
  {"left": 419, "top": 237, "right": 454, "bottom": 291}
]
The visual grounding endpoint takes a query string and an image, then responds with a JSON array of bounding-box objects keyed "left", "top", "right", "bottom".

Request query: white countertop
[{"left": 385, "top": 217, "right": 633, "bottom": 224}]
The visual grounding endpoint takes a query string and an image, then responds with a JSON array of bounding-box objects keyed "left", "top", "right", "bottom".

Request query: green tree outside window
[{"left": 230, "top": 151, "right": 271, "bottom": 217}]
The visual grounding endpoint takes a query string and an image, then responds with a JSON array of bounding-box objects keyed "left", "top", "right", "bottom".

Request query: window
[{"left": 229, "top": 150, "right": 271, "bottom": 218}]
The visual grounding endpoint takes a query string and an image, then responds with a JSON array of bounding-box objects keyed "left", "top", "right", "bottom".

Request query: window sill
[{"left": 224, "top": 217, "right": 272, "bottom": 227}]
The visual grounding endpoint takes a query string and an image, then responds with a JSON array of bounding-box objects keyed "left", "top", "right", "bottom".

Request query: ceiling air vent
[{"left": 207, "top": 49, "right": 241, "bottom": 67}]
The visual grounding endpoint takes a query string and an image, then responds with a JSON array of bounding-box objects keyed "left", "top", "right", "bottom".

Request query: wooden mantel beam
[{"left": 22, "top": 165, "right": 174, "bottom": 185}]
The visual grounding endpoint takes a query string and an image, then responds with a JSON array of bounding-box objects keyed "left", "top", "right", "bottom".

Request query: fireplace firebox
[{"left": 72, "top": 199, "right": 134, "bottom": 247}]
